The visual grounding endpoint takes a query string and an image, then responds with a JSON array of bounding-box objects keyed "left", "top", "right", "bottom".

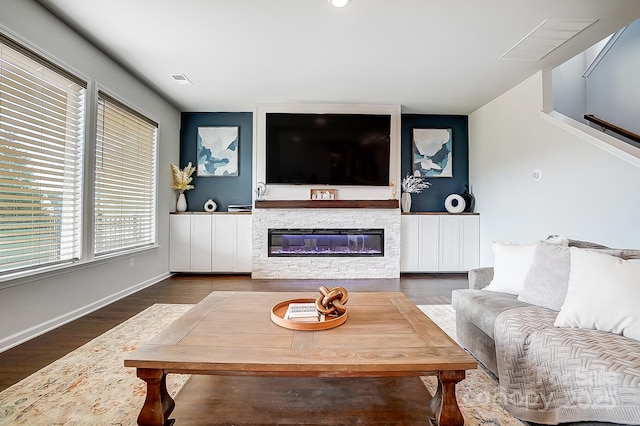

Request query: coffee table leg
[
  {"left": 136, "top": 368, "right": 175, "bottom": 426},
  {"left": 429, "top": 370, "right": 465, "bottom": 426}
]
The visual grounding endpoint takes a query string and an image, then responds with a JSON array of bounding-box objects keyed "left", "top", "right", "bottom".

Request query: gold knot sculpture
[{"left": 315, "top": 286, "right": 349, "bottom": 316}]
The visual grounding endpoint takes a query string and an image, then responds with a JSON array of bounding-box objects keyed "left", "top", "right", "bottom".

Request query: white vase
[
  {"left": 401, "top": 192, "right": 411, "bottom": 212},
  {"left": 176, "top": 192, "right": 187, "bottom": 212}
]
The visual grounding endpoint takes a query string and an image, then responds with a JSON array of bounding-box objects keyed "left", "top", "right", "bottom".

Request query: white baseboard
[{"left": 0, "top": 272, "right": 172, "bottom": 353}]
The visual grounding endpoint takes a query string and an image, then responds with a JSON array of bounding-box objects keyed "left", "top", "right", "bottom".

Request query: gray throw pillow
[
  {"left": 591, "top": 248, "right": 640, "bottom": 259},
  {"left": 517, "top": 242, "right": 571, "bottom": 311},
  {"left": 567, "top": 239, "right": 609, "bottom": 249}
]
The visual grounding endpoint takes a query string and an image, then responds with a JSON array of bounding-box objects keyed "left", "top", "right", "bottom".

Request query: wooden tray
[{"left": 271, "top": 298, "right": 347, "bottom": 331}]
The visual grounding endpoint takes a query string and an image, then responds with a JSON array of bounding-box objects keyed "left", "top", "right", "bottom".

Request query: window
[
  {"left": 0, "top": 34, "right": 86, "bottom": 275},
  {"left": 94, "top": 91, "right": 157, "bottom": 255}
]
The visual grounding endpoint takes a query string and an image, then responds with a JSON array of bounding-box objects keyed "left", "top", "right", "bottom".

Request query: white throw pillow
[
  {"left": 554, "top": 247, "right": 640, "bottom": 341},
  {"left": 483, "top": 242, "right": 538, "bottom": 295}
]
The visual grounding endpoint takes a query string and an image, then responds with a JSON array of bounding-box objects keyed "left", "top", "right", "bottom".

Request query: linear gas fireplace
[{"left": 268, "top": 228, "right": 384, "bottom": 257}]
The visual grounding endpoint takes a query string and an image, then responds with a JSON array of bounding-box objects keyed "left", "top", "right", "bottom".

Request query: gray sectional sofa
[{"left": 452, "top": 239, "right": 640, "bottom": 425}]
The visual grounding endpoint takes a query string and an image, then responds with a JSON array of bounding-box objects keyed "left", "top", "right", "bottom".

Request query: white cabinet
[
  {"left": 191, "top": 215, "right": 212, "bottom": 271},
  {"left": 400, "top": 214, "right": 479, "bottom": 273},
  {"left": 438, "top": 215, "right": 479, "bottom": 271},
  {"left": 438, "top": 215, "right": 459, "bottom": 271},
  {"left": 169, "top": 213, "right": 252, "bottom": 273},
  {"left": 211, "top": 215, "right": 252, "bottom": 272},
  {"left": 400, "top": 216, "right": 419, "bottom": 271},
  {"left": 459, "top": 215, "right": 480, "bottom": 271},
  {"left": 400, "top": 215, "right": 438, "bottom": 272},
  {"left": 211, "top": 215, "right": 237, "bottom": 271},
  {"left": 169, "top": 215, "right": 191, "bottom": 272}
]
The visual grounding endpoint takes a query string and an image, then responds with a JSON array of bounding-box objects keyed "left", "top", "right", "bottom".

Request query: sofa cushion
[
  {"left": 554, "top": 247, "right": 640, "bottom": 341},
  {"left": 517, "top": 242, "right": 570, "bottom": 311},
  {"left": 517, "top": 244, "right": 640, "bottom": 311},
  {"left": 482, "top": 242, "right": 537, "bottom": 295},
  {"left": 452, "top": 289, "right": 530, "bottom": 338}
]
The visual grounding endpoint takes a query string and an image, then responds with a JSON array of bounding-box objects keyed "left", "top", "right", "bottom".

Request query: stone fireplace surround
[{"left": 252, "top": 200, "right": 400, "bottom": 279}]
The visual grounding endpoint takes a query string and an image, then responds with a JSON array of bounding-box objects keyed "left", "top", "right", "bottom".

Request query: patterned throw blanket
[{"left": 494, "top": 306, "right": 640, "bottom": 425}]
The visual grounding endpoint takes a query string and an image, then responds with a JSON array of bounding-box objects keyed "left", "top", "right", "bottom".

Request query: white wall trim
[
  {"left": 540, "top": 110, "right": 640, "bottom": 169},
  {"left": 0, "top": 272, "right": 172, "bottom": 353}
]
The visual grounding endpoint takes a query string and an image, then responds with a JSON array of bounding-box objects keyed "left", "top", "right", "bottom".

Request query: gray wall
[
  {"left": 0, "top": 0, "right": 180, "bottom": 350},
  {"left": 587, "top": 19, "right": 640, "bottom": 137},
  {"left": 401, "top": 115, "right": 470, "bottom": 212},
  {"left": 470, "top": 71, "right": 640, "bottom": 266},
  {"left": 552, "top": 53, "right": 587, "bottom": 123},
  {"left": 177, "top": 112, "right": 470, "bottom": 213},
  {"left": 3, "top": 2, "right": 638, "bottom": 351},
  {"left": 553, "top": 18, "right": 640, "bottom": 139},
  {"left": 179, "top": 112, "right": 253, "bottom": 212}
]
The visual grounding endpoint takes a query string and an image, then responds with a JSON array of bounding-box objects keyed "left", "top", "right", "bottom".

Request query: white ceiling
[{"left": 36, "top": 0, "right": 640, "bottom": 114}]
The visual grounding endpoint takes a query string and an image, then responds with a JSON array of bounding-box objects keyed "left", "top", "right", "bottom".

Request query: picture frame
[
  {"left": 412, "top": 128, "right": 453, "bottom": 178},
  {"left": 197, "top": 126, "right": 239, "bottom": 176},
  {"left": 310, "top": 189, "right": 337, "bottom": 200}
]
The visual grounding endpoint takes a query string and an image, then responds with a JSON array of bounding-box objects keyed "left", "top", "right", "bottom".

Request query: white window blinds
[
  {"left": 0, "top": 35, "right": 86, "bottom": 275},
  {"left": 95, "top": 91, "right": 157, "bottom": 255}
]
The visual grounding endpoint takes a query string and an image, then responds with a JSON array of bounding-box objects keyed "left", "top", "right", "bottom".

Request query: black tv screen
[{"left": 265, "top": 113, "right": 391, "bottom": 186}]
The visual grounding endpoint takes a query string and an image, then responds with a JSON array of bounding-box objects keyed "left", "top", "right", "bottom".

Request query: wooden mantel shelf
[{"left": 254, "top": 199, "right": 399, "bottom": 209}]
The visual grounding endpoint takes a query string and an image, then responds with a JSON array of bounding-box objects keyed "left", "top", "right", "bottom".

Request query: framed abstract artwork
[
  {"left": 197, "top": 126, "right": 239, "bottom": 176},
  {"left": 412, "top": 128, "right": 453, "bottom": 178}
]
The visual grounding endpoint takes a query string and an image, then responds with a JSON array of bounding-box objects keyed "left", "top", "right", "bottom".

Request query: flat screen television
[{"left": 265, "top": 113, "right": 391, "bottom": 186}]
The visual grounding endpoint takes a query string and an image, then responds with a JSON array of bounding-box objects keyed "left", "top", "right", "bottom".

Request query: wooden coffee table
[{"left": 124, "top": 291, "right": 476, "bottom": 426}]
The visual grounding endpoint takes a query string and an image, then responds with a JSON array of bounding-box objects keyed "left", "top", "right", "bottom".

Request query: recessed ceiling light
[
  {"left": 171, "top": 74, "right": 193, "bottom": 85},
  {"left": 500, "top": 18, "right": 598, "bottom": 61},
  {"left": 329, "top": 0, "right": 350, "bottom": 7}
]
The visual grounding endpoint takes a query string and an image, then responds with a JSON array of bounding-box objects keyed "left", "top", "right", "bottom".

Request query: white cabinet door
[
  {"left": 400, "top": 214, "right": 479, "bottom": 273},
  {"left": 418, "top": 216, "right": 440, "bottom": 271},
  {"left": 400, "top": 215, "right": 439, "bottom": 272},
  {"left": 439, "top": 215, "right": 480, "bottom": 272},
  {"left": 460, "top": 215, "right": 480, "bottom": 271},
  {"left": 211, "top": 215, "right": 238, "bottom": 272},
  {"left": 169, "top": 215, "right": 191, "bottom": 272},
  {"left": 170, "top": 213, "right": 253, "bottom": 273},
  {"left": 190, "top": 215, "right": 212, "bottom": 271},
  {"left": 235, "top": 215, "right": 253, "bottom": 272},
  {"left": 400, "top": 216, "right": 420, "bottom": 271},
  {"left": 438, "top": 215, "right": 461, "bottom": 271}
]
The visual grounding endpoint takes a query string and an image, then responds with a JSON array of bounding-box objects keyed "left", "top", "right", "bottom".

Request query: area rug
[
  {"left": 0, "top": 303, "right": 525, "bottom": 425},
  {"left": 0, "top": 304, "right": 194, "bottom": 425}
]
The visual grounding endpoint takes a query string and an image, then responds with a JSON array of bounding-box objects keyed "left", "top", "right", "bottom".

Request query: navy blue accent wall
[
  {"left": 179, "top": 112, "right": 469, "bottom": 212},
  {"left": 401, "top": 114, "right": 469, "bottom": 212},
  {"left": 179, "top": 112, "right": 253, "bottom": 211}
]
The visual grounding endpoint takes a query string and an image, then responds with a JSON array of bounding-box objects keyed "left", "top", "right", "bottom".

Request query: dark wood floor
[{"left": 0, "top": 273, "right": 467, "bottom": 392}]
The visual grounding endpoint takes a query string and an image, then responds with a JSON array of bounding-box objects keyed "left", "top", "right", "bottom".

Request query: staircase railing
[{"left": 584, "top": 114, "right": 640, "bottom": 144}]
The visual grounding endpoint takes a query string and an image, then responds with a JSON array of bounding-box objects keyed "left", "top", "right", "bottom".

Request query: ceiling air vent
[
  {"left": 500, "top": 19, "right": 598, "bottom": 61},
  {"left": 171, "top": 74, "right": 193, "bottom": 85}
]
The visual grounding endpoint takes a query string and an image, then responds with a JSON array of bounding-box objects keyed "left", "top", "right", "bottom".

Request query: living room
[{"left": 1, "top": 1, "right": 640, "bottom": 424}]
